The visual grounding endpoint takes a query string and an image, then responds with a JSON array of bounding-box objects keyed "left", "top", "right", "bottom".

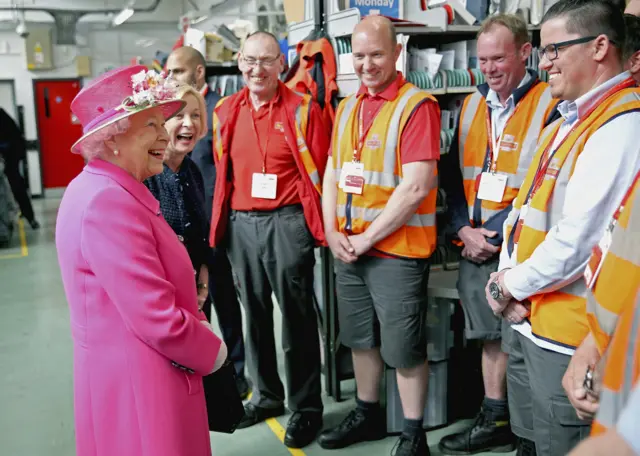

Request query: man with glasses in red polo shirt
[{"left": 209, "top": 31, "right": 330, "bottom": 450}]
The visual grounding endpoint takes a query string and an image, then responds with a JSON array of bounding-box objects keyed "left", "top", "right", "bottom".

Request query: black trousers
[
  {"left": 203, "top": 246, "right": 247, "bottom": 379},
  {"left": 4, "top": 159, "right": 34, "bottom": 222},
  {"left": 226, "top": 205, "right": 322, "bottom": 413}
]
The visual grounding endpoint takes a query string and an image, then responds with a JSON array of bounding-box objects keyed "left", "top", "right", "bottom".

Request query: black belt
[{"left": 230, "top": 204, "right": 303, "bottom": 217}]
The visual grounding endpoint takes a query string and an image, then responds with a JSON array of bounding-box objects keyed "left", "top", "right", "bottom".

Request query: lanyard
[
  {"left": 613, "top": 170, "right": 640, "bottom": 222},
  {"left": 525, "top": 77, "right": 636, "bottom": 205},
  {"left": 249, "top": 102, "right": 274, "bottom": 174},
  {"left": 485, "top": 101, "right": 520, "bottom": 173},
  {"left": 350, "top": 95, "right": 383, "bottom": 163}
]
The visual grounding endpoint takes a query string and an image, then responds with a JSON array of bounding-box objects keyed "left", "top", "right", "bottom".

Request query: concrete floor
[{"left": 0, "top": 196, "right": 515, "bottom": 456}]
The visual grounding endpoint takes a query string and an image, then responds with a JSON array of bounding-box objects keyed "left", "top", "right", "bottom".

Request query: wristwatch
[{"left": 489, "top": 280, "right": 506, "bottom": 301}]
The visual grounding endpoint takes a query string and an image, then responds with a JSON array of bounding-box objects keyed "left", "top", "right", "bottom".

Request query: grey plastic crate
[{"left": 384, "top": 360, "right": 449, "bottom": 433}]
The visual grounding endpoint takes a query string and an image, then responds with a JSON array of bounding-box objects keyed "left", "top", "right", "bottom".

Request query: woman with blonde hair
[
  {"left": 55, "top": 65, "right": 227, "bottom": 456},
  {"left": 145, "top": 84, "right": 213, "bottom": 311}
]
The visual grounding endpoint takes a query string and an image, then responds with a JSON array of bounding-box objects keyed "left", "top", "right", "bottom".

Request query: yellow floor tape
[{"left": 0, "top": 219, "right": 28, "bottom": 260}]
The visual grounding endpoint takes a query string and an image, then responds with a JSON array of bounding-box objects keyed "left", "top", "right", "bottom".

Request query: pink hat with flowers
[{"left": 70, "top": 65, "right": 185, "bottom": 154}]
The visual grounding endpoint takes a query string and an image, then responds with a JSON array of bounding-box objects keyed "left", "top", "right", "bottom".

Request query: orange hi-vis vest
[
  {"left": 458, "top": 81, "right": 555, "bottom": 225},
  {"left": 503, "top": 86, "right": 640, "bottom": 350},
  {"left": 591, "top": 288, "right": 640, "bottom": 436},
  {"left": 331, "top": 81, "right": 438, "bottom": 259},
  {"left": 586, "top": 172, "right": 640, "bottom": 354}
]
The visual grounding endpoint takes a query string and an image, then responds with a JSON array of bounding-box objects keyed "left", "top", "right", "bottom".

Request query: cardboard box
[{"left": 205, "top": 34, "right": 234, "bottom": 63}]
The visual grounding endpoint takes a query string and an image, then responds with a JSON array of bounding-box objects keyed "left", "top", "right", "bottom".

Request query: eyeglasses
[
  {"left": 537, "top": 36, "right": 598, "bottom": 61},
  {"left": 242, "top": 54, "right": 281, "bottom": 68}
]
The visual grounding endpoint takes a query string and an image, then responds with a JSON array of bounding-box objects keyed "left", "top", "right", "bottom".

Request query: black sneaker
[
  {"left": 317, "top": 407, "right": 386, "bottom": 450},
  {"left": 236, "top": 403, "right": 285, "bottom": 429},
  {"left": 391, "top": 433, "right": 430, "bottom": 456},
  {"left": 284, "top": 411, "right": 323, "bottom": 449},
  {"left": 438, "top": 408, "right": 515, "bottom": 455}
]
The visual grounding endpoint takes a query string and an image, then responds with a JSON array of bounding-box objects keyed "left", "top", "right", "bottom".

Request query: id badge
[
  {"left": 584, "top": 226, "right": 614, "bottom": 289},
  {"left": 477, "top": 172, "right": 508, "bottom": 203},
  {"left": 339, "top": 162, "right": 364, "bottom": 189},
  {"left": 251, "top": 173, "right": 278, "bottom": 200}
]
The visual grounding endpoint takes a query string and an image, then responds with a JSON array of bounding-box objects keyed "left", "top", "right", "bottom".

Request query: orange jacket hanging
[{"left": 285, "top": 35, "right": 338, "bottom": 129}]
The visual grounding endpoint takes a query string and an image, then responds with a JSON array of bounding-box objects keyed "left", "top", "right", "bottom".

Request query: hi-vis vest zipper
[
  {"left": 587, "top": 175, "right": 640, "bottom": 353},
  {"left": 331, "top": 82, "right": 438, "bottom": 259},
  {"left": 591, "top": 288, "right": 640, "bottom": 437},
  {"left": 458, "top": 82, "right": 555, "bottom": 225},
  {"left": 213, "top": 92, "right": 321, "bottom": 193},
  {"left": 502, "top": 87, "right": 640, "bottom": 350}
]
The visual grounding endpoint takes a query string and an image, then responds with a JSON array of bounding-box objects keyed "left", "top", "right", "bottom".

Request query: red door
[{"left": 34, "top": 79, "right": 84, "bottom": 189}]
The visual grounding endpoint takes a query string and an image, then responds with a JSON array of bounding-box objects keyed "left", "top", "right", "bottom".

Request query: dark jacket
[
  {"left": 439, "top": 69, "right": 561, "bottom": 246},
  {"left": 145, "top": 156, "right": 214, "bottom": 273},
  {"left": 190, "top": 88, "right": 221, "bottom": 222},
  {"left": 0, "top": 108, "right": 26, "bottom": 165}
]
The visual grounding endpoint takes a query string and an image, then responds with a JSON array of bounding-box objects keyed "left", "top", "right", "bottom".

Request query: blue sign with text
[{"left": 348, "top": 0, "right": 400, "bottom": 18}]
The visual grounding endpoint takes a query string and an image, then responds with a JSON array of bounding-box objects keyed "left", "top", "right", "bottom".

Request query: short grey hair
[{"left": 81, "top": 117, "right": 131, "bottom": 161}]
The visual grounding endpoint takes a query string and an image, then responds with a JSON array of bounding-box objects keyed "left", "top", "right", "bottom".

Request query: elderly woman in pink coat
[{"left": 55, "top": 65, "right": 227, "bottom": 456}]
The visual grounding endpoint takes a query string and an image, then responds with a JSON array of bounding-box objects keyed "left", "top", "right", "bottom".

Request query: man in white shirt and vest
[
  {"left": 485, "top": 0, "right": 640, "bottom": 454},
  {"left": 438, "top": 14, "right": 557, "bottom": 455}
]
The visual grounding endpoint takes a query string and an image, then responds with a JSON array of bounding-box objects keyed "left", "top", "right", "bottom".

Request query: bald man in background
[
  {"left": 319, "top": 16, "right": 440, "bottom": 455},
  {"left": 166, "top": 46, "right": 250, "bottom": 399},
  {"left": 626, "top": 0, "right": 640, "bottom": 15}
]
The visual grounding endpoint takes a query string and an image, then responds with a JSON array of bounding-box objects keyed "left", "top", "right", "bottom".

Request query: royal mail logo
[
  {"left": 366, "top": 134, "right": 381, "bottom": 149},
  {"left": 274, "top": 121, "right": 284, "bottom": 132},
  {"left": 545, "top": 158, "right": 561, "bottom": 179},
  {"left": 499, "top": 134, "right": 519, "bottom": 152}
]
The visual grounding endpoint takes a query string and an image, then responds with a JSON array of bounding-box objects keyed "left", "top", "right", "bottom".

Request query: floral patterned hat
[{"left": 70, "top": 65, "right": 185, "bottom": 154}]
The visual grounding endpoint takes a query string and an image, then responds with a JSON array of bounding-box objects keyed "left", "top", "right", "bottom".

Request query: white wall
[{"left": 0, "top": 0, "right": 260, "bottom": 140}]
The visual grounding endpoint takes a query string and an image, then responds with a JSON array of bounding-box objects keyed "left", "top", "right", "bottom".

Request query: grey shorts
[
  {"left": 502, "top": 325, "right": 591, "bottom": 455},
  {"left": 457, "top": 257, "right": 501, "bottom": 340},
  {"left": 335, "top": 255, "right": 430, "bottom": 369}
]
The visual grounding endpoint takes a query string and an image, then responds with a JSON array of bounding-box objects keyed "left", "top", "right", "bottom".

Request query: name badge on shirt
[
  {"left": 477, "top": 172, "right": 508, "bottom": 203},
  {"left": 339, "top": 162, "right": 364, "bottom": 190},
  {"left": 584, "top": 222, "right": 615, "bottom": 289},
  {"left": 251, "top": 173, "right": 278, "bottom": 200}
]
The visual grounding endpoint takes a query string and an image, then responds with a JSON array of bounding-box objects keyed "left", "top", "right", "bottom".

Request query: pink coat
[{"left": 55, "top": 159, "right": 222, "bottom": 456}]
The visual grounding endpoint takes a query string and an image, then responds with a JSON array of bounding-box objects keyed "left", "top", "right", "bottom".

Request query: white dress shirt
[{"left": 499, "top": 71, "right": 640, "bottom": 355}]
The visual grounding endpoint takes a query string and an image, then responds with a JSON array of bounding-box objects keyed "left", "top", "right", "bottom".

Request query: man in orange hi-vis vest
[
  {"left": 484, "top": 0, "right": 640, "bottom": 455},
  {"left": 319, "top": 15, "right": 441, "bottom": 456},
  {"left": 560, "top": 13, "right": 640, "bottom": 428},
  {"left": 564, "top": 172, "right": 640, "bottom": 456}
]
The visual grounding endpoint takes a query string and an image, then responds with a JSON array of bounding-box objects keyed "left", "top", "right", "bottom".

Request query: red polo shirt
[
  {"left": 330, "top": 73, "right": 441, "bottom": 162},
  {"left": 228, "top": 88, "right": 301, "bottom": 211}
]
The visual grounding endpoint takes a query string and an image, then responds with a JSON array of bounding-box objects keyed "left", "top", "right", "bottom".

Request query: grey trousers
[
  {"left": 502, "top": 324, "right": 591, "bottom": 455},
  {"left": 226, "top": 205, "right": 323, "bottom": 413}
]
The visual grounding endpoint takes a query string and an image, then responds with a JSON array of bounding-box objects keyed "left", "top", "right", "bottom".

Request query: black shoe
[
  {"left": 283, "top": 411, "right": 323, "bottom": 449},
  {"left": 236, "top": 403, "right": 285, "bottom": 429},
  {"left": 236, "top": 375, "right": 251, "bottom": 400},
  {"left": 438, "top": 408, "right": 516, "bottom": 455},
  {"left": 391, "top": 433, "right": 430, "bottom": 456},
  {"left": 317, "top": 407, "right": 386, "bottom": 450},
  {"left": 29, "top": 219, "right": 40, "bottom": 229},
  {"left": 516, "top": 437, "right": 537, "bottom": 456}
]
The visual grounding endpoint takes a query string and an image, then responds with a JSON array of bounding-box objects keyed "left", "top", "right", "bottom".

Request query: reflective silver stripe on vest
[
  {"left": 335, "top": 95, "right": 359, "bottom": 172},
  {"left": 458, "top": 92, "right": 483, "bottom": 168},
  {"left": 595, "top": 292, "right": 640, "bottom": 428},
  {"left": 516, "top": 87, "right": 553, "bottom": 183},
  {"left": 293, "top": 103, "right": 320, "bottom": 186},
  {"left": 383, "top": 86, "right": 421, "bottom": 175},
  {"left": 587, "top": 291, "right": 620, "bottom": 337},
  {"left": 337, "top": 204, "right": 436, "bottom": 227},
  {"left": 588, "top": 185, "right": 640, "bottom": 336}
]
